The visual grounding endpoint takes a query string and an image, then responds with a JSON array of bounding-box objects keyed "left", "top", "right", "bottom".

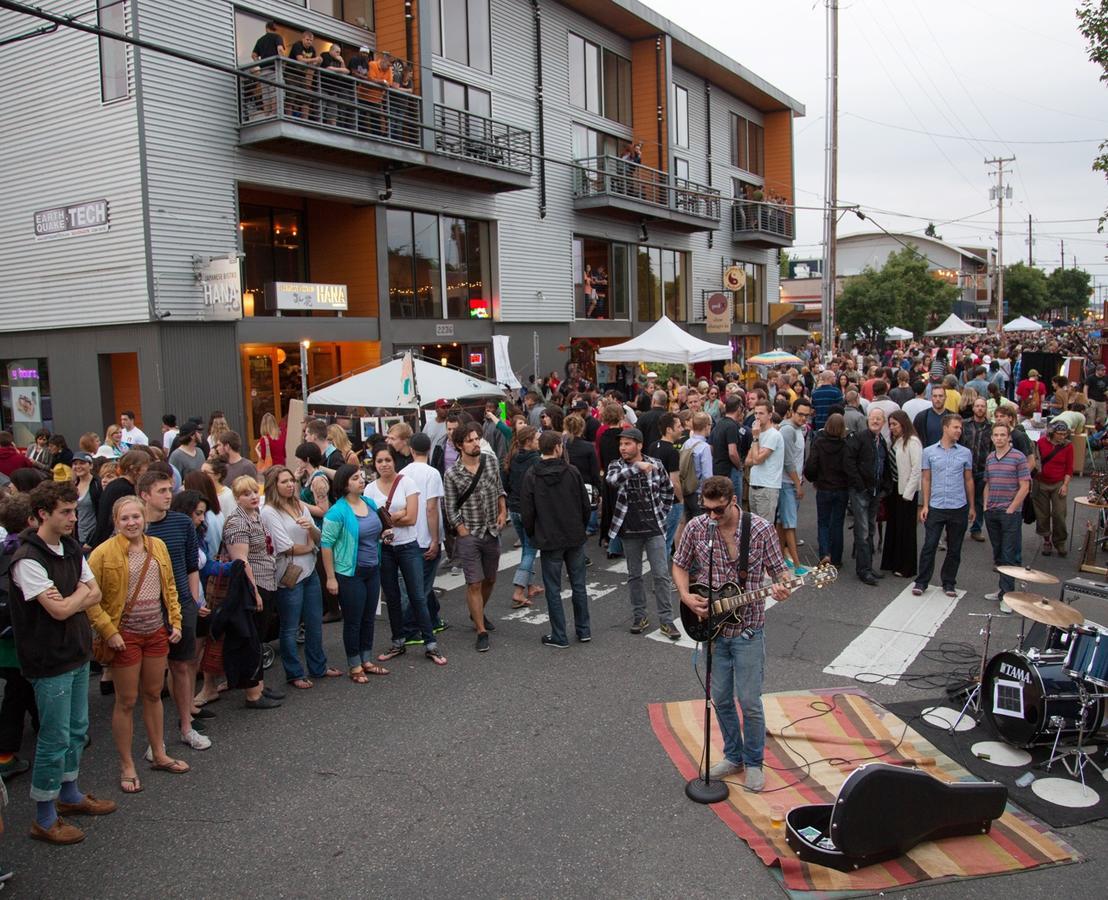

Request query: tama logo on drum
[{"left": 999, "top": 662, "right": 1031, "bottom": 684}]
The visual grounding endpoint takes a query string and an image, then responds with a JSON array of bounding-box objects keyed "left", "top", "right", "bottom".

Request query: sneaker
[
  {"left": 1000, "top": 601, "right": 1013, "bottom": 614},
  {"left": 403, "top": 634, "right": 424, "bottom": 646},
  {"left": 541, "top": 634, "right": 569, "bottom": 649},
  {"left": 1041, "top": 539, "right": 1053, "bottom": 557},
  {"left": 577, "top": 633, "right": 592, "bottom": 642},
  {"left": 744, "top": 767, "right": 765, "bottom": 792},
  {"left": 483, "top": 616, "right": 496, "bottom": 632},
  {"left": 476, "top": 632, "right": 490, "bottom": 653},
  {"left": 911, "top": 585, "right": 924, "bottom": 596},
  {"left": 244, "top": 695, "right": 282, "bottom": 709},
  {"left": 433, "top": 619, "right": 449, "bottom": 633},
  {"left": 144, "top": 745, "right": 154, "bottom": 763},
  {"left": 0, "top": 757, "right": 29, "bottom": 781},
  {"left": 192, "top": 706, "right": 216, "bottom": 720},
  {"left": 180, "top": 729, "right": 212, "bottom": 751},
  {"left": 658, "top": 622, "right": 681, "bottom": 641},
  {"left": 709, "top": 758, "right": 743, "bottom": 779},
  {"left": 971, "top": 531, "right": 986, "bottom": 542},
  {"left": 0, "top": 865, "right": 12, "bottom": 882},
  {"left": 984, "top": 591, "right": 1000, "bottom": 601},
  {"left": 585, "top": 556, "right": 593, "bottom": 567},
  {"left": 450, "top": 565, "right": 461, "bottom": 576},
  {"left": 944, "top": 587, "right": 957, "bottom": 598},
  {"left": 630, "top": 616, "right": 650, "bottom": 634},
  {"left": 939, "top": 540, "right": 947, "bottom": 552},
  {"left": 793, "top": 565, "right": 810, "bottom": 576}
]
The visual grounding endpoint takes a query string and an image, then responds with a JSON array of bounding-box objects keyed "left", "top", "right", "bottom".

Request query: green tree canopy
[
  {"left": 1003, "top": 262, "right": 1050, "bottom": 318},
  {"left": 836, "top": 245, "right": 959, "bottom": 340},
  {"left": 1047, "top": 266, "right": 1093, "bottom": 314}
]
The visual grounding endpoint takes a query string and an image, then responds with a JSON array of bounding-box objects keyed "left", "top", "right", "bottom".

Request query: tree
[
  {"left": 779, "top": 249, "right": 793, "bottom": 280},
  {"left": 1047, "top": 266, "right": 1093, "bottom": 315},
  {"left": 1077, "top": 0, "right": 1108, "bottom": 229},
  {"left": 836, "top": 245, "right": 959, "bottom": 340},
  {"left": 1003, "top": 262, "right": 1049, "bottom": 318}
]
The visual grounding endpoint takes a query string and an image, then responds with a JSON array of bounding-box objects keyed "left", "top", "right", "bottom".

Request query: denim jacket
[{"left": 321, "top": 495, "right": 381, "bottom": 577}]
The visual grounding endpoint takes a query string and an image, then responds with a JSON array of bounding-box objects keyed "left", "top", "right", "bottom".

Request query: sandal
[
  {"left": 120, "top": 775, "right": 143, "bottom": 794},
  {"left": 149, "top": 758, "right": 190, "bottom": 774},
  {"left": 349, "top": 667, "right": 369, "bottom": 684},
  {"left": 193, "top": 693, "right": 221, "bottom": 707},
  {"left": 377, "top": 645, "right": 406, "bottom": 662},
  {"left": 321, "top": 667, "right": 342, "bottom": 678},
  {"left": 361, "top": 662, "right": 390, "bottom": 676},
  {"left": 511, "top": 598, "right": 533, "bottom": 609},
  {"left": 289, "top": 678, "right": 314, "bottom": 690}
]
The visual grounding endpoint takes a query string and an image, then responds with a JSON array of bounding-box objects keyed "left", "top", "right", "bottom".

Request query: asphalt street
[{"left": 4, "top": 479, "right": 1108, "bottom": 898}]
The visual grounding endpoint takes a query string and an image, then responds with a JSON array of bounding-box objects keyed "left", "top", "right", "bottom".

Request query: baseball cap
[
  {"left": 434, "top": 398, "right": 449, "bottom": 410},
  {"left": 410, "top": 433, "right": 431, "bottom": 453},
  {"left": 1048, "top": 420, "right": 1070, "bottom": 433},
  {"left": 571, "top": 399, "right": 589, "bottom": 411},
  {"left": 179, "top": 422, "right": 198, "bottom": 437},
  {"left": 71, "top": 451, "right": 94, "bottom": 463},
  {"left": 620, "top": 427, "right": 644, "bottom": 443}
]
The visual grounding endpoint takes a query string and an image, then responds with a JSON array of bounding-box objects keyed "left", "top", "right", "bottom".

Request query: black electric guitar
[{"left": 679, "top": 563, "right": 838, "bottom": 642}]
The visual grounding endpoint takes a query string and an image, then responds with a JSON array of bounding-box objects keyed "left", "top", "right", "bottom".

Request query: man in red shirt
[
  {"left": 0, "top": 431, "right": 35, "bottom": 477},
  {"left": 1016, "top": 368, "right": 1047, "bottom": 416},
  {"left": 1031, "top": 420, "right": 1074, "bottom": 556}
]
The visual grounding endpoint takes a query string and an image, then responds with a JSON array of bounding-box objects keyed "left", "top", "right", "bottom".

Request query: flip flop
[
  {"left": 289, "top": 678, "right": 314, "bottom": 690},
  {"left": 120, "top": 776, "right": 143, "bottom": 794},
  {"left": 321, "top": 667, "right": 343, "bottom": 678},
  {"left": 511, "top": 598, "right": 533, "bottom": 609},
  {"left": 377, "top": 645, "right": 405, "bottom": 662},
  {"left": 149, "top": 758, "right": 190, "bottom": 774}
]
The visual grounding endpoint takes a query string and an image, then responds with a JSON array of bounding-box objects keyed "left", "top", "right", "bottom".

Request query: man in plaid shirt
[
  {"left": 672, "top": 476, "right": 791, "bottom": 793},
  {"left": 605, "top": 428, "right": 678, "bottom": 638}
]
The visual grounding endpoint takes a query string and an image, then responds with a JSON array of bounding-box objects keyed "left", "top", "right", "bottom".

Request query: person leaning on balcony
[
  {"left": 247, "top": 20, "right": 285, "bottom": 118},
  {"left": 287, "top": 31, "right": 324, "bottom": 120},
  {"left": 365, "top": 50, "right": 395, "bottom": 137},
  {"left": 320, "top": 42, "right": 350, "bottom": 128},
  {"left": 349, "top": 46, "right": 371, "bottom": 132},
  {"left": 620, "top": 142, "right": 643, "bottom": 198}
]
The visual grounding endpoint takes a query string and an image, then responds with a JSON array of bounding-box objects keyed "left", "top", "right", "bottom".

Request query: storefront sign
[
  {"left": 266, "top": 282, "right": 348, "bottom": 312},
  {"left": 723, "top": 266, "right": 746, "bottom": 292},
  {"left": 199, "top": 256, "right": 243, "bottom": 321},
  {"left": 33, "top": 199, "right": 110, "bottom": 241},
  {"left": 469, "top": 351, "right": 485, "bottom": 367},
  {"left": 706, "top": 292, "right": 731, "bottom": 334},
  {"left": 435, "top": 323, "right": 455, "bottom": 337},
  {"left": 7, "top": 359, "right": 42, "bottom": 423}
]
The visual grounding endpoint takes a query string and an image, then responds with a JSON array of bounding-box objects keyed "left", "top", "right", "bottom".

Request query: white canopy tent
[
  {"left": 595, "top": 316, "right": 732, "bottom": 365},
  {"left": 886, "top": 326, "right": 913, "bottom": 340},
  {"left": 775, "top": 323, "right": 812, "bottom": 338},
  {"left": 1003, "top": 315, "right": 1043, "bottom": 332},
  {"left": 306, "top": 355, "right": 505, "bottom": 409},
  {"left": 924, "top": 313, "right": 985, "bottom": 337}
]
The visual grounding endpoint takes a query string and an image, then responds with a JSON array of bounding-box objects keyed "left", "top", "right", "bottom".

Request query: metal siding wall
[
  {"left": 0, "top": 3, "right": 148, "bottom": 332},
  {"left": 158, "top": 323, "right": 245, "bottom": 428}
]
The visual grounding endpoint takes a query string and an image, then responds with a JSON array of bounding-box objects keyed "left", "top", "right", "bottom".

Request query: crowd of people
[{"left": 0, "top": 323, "right": 1102, "bottom": 855}]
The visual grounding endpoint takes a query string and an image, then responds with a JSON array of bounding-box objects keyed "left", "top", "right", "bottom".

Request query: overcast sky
[{"left": 648, "top": 0, "right": 1108, "bottom": 286}]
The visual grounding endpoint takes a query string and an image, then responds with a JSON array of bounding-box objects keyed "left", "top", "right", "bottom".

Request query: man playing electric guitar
[{"left": 672, "top": 476, "right": 792, "bottom": 793}]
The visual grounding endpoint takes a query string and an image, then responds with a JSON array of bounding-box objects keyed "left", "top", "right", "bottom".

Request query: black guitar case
[{"left": 784, "top": 763, "right": 1007, "bottom": 872}]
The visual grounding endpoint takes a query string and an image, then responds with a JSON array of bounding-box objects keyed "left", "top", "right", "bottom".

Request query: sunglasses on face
[{"left": 703, "top": 502, "right": 729, "bottom": 517}]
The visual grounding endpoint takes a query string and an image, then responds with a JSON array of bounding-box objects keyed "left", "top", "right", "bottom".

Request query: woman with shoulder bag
[
  {"left": 87, "top": 496, "right": 187, "bottom": 794},
  {"left": 255, "top": 413, "right": 282, "bottom": 473},
  {"left": 260, "top": 467, "right": 341, "bottom": 689}
]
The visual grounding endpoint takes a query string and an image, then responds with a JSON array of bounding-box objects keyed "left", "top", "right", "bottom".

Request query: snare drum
[
  {"left": 983, "top": 650, "right": 1103, "bottom": 747},
  {"left": 1064, "top": 625, "right": 1108, "bottom": 688}
]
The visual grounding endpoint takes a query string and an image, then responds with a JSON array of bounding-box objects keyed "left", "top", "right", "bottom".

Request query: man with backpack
[{"left": 679, "top": 412, "right": 713, "bottom": 522}]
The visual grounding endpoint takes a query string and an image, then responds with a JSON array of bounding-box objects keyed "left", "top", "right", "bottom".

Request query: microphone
[
  {"left": 707, "top": 518, "right": 718, "bottom": 531},
  {"left": 706, "top": 516, "right": 717, "bottom": 548}
]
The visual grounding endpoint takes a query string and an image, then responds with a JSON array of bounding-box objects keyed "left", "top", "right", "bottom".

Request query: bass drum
[{"left": 983, "top": 650, "right": 1103, "bottom": 748}]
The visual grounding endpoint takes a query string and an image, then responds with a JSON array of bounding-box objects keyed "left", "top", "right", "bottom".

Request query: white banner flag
[{"left": 492, "top": 335, "right": 521, "bottom": 389}]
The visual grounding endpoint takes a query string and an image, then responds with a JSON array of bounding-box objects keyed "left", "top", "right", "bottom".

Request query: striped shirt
[
  {"left": 146, "top": 510, "right": 199, "bottom": 605},
  {"left": 984, "top": 448, "right": 1030, "bottom": 510}
]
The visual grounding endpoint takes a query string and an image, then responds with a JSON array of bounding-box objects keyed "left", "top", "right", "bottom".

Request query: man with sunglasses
[{"left": 672, "top": 476, "right": 791, "bottom": 793}]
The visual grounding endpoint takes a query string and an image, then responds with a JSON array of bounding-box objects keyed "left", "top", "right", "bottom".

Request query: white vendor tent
[
  {"left": 1003, "top": 315, "right": 1043, "bottom": 332},
  {"left": 924, "top": 313, "right": 985, "bottom": 337},
  {"left": 775, "top": 323, "right": 812, "bottom": 338},
  {"left": 306, "top": 355, "right": 505, "bottom": 409},
  {"left": 886, "top": 326, "right": 913, "bottom": 340},
  {"left": 595, "top": 316, "right": 732, "bottom": 365}
]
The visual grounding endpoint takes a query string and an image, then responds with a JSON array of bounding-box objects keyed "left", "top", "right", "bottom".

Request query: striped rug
[{"left": 650, "top": 688, "right": 1080, "bottom": 896}]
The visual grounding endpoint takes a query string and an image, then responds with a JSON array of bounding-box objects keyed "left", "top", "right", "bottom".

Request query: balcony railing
[
  {"left": 731, "top": 200, "right": 795, "bottom": 241},
  {"left": 238, "top": 57, "right": 423, "bottom": 146},
  {"left": 573, "top": 156, "right": 721, "bottom": 222},
  {"left": 432, "top": 105, "right": 532, "bottom": 174}
]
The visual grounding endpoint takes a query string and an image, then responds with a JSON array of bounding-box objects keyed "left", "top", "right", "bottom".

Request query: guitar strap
[{"left": 737, "top": 511, "right": 751, "bottom": 590}]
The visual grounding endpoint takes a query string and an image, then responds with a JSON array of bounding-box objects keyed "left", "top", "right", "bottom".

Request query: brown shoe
[
  {"left": 55, "top": 793, "right": 117, "bottom": 817},
  {"left": 30, "top": 817, "right": 85, "bottom": 845}
]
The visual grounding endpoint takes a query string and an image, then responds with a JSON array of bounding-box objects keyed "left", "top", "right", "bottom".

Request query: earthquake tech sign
[{"left": 33, "top": 199, "right": 110, "bottom": 240}]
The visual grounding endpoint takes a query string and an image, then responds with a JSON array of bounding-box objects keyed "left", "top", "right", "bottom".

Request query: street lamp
[{"left": 300, "top": 340, "right": 310, "bottom": 401}]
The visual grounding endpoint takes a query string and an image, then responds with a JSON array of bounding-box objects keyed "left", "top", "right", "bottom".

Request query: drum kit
[{"left": 955, "top": 565, "right": 1108, "bottom": 792}]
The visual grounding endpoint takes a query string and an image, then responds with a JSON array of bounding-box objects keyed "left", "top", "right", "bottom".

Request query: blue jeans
[
  {"left": 849, "top": 489, "right": 879, "bottom": 576},
  {"left": 816, "top": 489, "right": 848, "bottom": 565},
  {"left": 663, "top": 503, "right": 682, "bottom": 554},
  {"left": 540, "top": 545, "right": 591, "bottom": 643},
  {"left": 915, "top": 505, "right": 969, "bottom": 591},
  {"left": 970, "top": 474, "right": 987, "bottom": 533},
  {"left": 337, "top": 565, "right": 380, "bottom": 668},
  {"left": 711, "top": 630, "right": 766, "bottom": 768},
  {"left": 30, "top": 662, "right": 89, "bottom": 802},
  {"left": 621, "top": 532, "right": 674, "bottom": 625},
  {"left": 985, "top": 507, "right": 1022, "bottom": 600},
  {"left": 510, "top": 511, "right": 538, "bottom": 588},
  {"left": 276, "top": 570, "right": 327, "bottom": 681},
  {"left": 402, "top": 551, "right": 443, "bottom": 638},
  {"left": 381, "top": 540, "right": 434, "bottom": 646},
  {"left": 730, "top": 468, "right": 744, "bottom": 509}
]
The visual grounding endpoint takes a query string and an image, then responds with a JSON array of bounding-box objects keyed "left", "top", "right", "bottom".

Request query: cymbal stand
[
  {"left": 1043, "top": 685, "right": 1107, "bottom": 795},
  {"left": 950, "top": 613, "right": 994, "bottom": 733}
]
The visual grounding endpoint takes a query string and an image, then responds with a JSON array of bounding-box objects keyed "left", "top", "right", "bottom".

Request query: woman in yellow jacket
[{"left": 87, "top": 496, "right": 187, "bottom": 794}]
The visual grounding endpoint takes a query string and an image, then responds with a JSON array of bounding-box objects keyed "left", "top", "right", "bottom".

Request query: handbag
[
  {"left": 256, "top": 436, "right": 273, "bottom": 473},
  {"left": 278, "top": 560, "right": 304, "bottom": 588},
  {"left": 204, "top": 542, "right": 233, "bottom": 611},
  {"left": 375, "top": 474, "right": 405, "bottom": 531},
  {"left": 91, "top": 549, "right": 155, "bottom": 667}
]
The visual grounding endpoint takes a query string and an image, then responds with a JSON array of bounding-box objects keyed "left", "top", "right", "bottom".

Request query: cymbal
[
  {"left": 996, "top": 565, "right": 1059, "bottom": 585},
  {"left": 1004, "top": 592, "right": 1084, "bottom": 628}
]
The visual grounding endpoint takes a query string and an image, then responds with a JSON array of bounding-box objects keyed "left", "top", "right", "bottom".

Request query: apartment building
[{"left": 0, "top": 0, "right": 802, "bottom": 442}]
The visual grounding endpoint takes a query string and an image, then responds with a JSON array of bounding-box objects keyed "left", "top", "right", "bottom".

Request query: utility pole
[
  {"left": 820, "top": 0, "right": 839, "bottom": 357},
  {"left": 1027, "top": 213, "right": 1033, "bottom": 266},
  {"left": 986, "top": 156, "right": 1015, "bottom": 326},
  {"left": 1060, "top": 240, "right": 1065, "bottom": 269}
]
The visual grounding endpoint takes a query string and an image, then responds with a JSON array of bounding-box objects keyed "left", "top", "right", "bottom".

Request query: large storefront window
[
  {"left": 637, "top": 247, "right": 687, "bottom": 322},
  {"left": 388, "top": 209, "right": 492, "bottom": 320},
  {"left": 0, "top": 359, "right": 53, "bottom": 447},
  {"left": 240, "top": 203, "right": 307, "bottom": 317},
  {"left": 573, "top": 237, "right": 629, "bottom": 320},
  {"left": 732, "top": 260, "right": 764, "bottom": 324}
]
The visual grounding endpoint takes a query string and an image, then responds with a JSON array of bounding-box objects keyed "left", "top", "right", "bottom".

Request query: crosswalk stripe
[
  {"left": 433, "top": 548, "right": 523, "bottom": 593},
  {"left": 822, "top": 583, "right": 963, "bottom": 685},
  {"left": 499, "top": 582, "right": 621, "bottom": 625}
]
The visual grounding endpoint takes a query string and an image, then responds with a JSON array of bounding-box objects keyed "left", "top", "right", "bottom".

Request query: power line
[{"left": 842, "top": 112, "right": 1103, "bottom": 145}]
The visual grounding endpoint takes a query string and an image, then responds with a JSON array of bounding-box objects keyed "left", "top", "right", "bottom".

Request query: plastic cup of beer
[{"left": 770, "top": 805, "right": 786, "bottom": 830}]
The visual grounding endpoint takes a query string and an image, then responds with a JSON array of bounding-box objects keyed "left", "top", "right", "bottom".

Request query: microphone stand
[{"left": 686, "top": 517, "right": 729, "bottom": 804}]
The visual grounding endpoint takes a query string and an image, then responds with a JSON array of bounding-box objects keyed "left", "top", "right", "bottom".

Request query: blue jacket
[{"left": 321, "top": 495, "right": 381, "bottom": 577}]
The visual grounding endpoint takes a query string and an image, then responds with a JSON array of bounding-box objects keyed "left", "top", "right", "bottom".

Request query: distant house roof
[{"left": 837, "top": 232, "right": 987, "bottom": 266}]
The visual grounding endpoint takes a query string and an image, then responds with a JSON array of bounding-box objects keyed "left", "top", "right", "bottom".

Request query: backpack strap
[{"left": 737, "top": 511, "right": 752, "bottom": 590}]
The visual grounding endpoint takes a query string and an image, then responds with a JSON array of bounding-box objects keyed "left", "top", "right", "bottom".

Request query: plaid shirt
[
  {"left": 605, "top": 455, "right": 674, "bottom": 540},
  {"left": 444, "top": 454, "right": 505, "bottom": 538},
  {"left": 673, "top": 512, "right": 787, "bottom": 635}
]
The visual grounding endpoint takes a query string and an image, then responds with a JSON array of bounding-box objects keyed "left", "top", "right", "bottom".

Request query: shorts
[
  {"left": 456, "top": 533, "right": 501, "bottom": 585},
  {"left": 167, "top": 601, "right": 198, "bottom": 662},
  {"left": 777, "top": 482, "right": 798, "bottom": 529},
  {"left": 748, "top": 485, "right": 780, "bottom": 523},
  {"left": 114, "top": 627, "right": 169, "bottom": 668}
]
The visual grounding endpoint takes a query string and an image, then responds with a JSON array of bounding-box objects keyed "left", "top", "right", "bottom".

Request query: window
[
  {"left": 573, "top": 237, "right": 630, "bottom": 320},
  {"left": 433, "top": 76, "right": 491, "bottom": 117},
  {"left": 571, "top": 123, "right": 622, "bottom": 161},
  {"left": 674, "top": 158, "right": 689, "bottom": 183},
  {"left": 388, "top": 210, "right": 493, "bottom": 319},
  {"left": 731, "top": 261, "right": 764, "bottom": 324},
  {"left": 307, "top": 1, "right": 373, "bottom": 30},
  {"left": 671, "top": 84, "right": 688, "bottom": 148},
  {"left": 432, "top": 0, "right": 491, "bottom": 72},
  {"left": 637, "top": 247, "right": 687, "bottom": 322},
  {"left": 568, "top": 34, "right": 631, "bottom": 125},
  {"left": 240, "top": 203, "right": 308, "bottom": 317},
  {"left": 98, "top": 0, "right": 128, "bottom": 102},
  {"left": 731, "top": 114, "right": 764, "bottom": 175}
]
